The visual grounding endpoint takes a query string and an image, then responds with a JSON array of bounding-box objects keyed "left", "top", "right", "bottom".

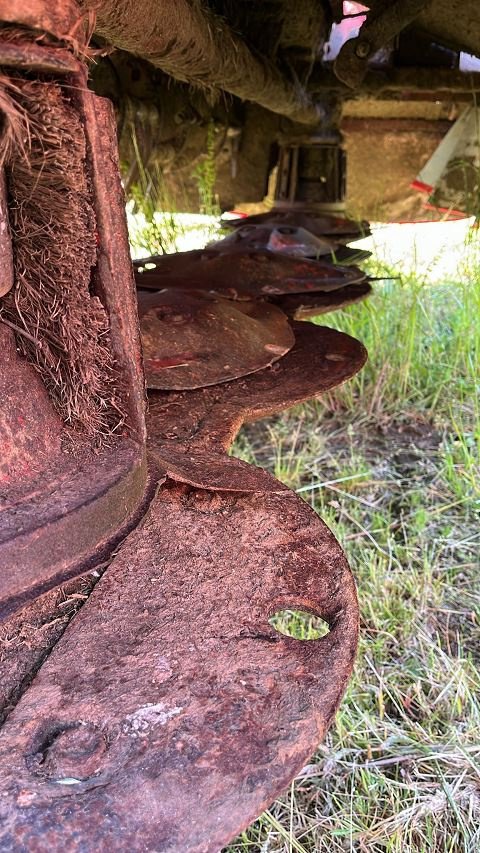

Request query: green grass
[{"left": 226, "top": 255, "right": 480, "bottom": 852}]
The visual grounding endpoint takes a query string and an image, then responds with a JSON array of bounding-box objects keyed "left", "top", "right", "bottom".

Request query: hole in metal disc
[{"left": 269, "top": 609, "right": 330, "bottom": 640}]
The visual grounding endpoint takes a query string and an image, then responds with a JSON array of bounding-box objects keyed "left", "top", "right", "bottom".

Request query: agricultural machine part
[
  {"left": 0, "top": 19, "right": 148, "bottom": 617},
  {"left": 0, "top": 3, "right": 371, "bottom": 849},
  {"left": 274, "top": 281, "right": 373, "bottom": 319},
  {"left": 334, "top": 0, "right": 432, "bottom": 89},
  {"left": 227, "top": 208, "right": 370, "bottom": 240},
  {"left": 0, "top": 171, "right": 13, "bottom": 297},
  {"left": 275, "top": 140, "right": 347, "bottom": 213},
  {"left": 77, "top": 0, "right": 323, "bottom": 125},
  {"left": 134, "top": 248, "right": 366, "bottom": 299},
  {"left": 0, "top": 322, "right": 365, "bottom": 851},
  {"left": 137, "top": 289, "right": 294, "bottom": 389},
  {"left": 208, "top": 223, "right": 371, "bottom": 264}
]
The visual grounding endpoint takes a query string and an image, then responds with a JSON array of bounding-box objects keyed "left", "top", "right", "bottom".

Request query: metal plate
[
  {"left": 147, "top": 322, "right": 368, "bottom": 455},
  {"left": 0, "top": 478, "right": 359, "bottom": 853},
  {"left": 208, "top": 223, "right": 343, "bottom": 257},
  {"left": 225, "top": 209, "right": 371, "bottom": 239},
  {"left": 134, "top": 249, "right": 366, "bottom": 299},
  {"left": 274, "top": 281, "right": 373, "bottom": 319},
  {"left": 0, "top": 323, "right": 366, "bottom": 850},
  {"left": 138, "top": 289, "right": 294, "bottom": 390}
]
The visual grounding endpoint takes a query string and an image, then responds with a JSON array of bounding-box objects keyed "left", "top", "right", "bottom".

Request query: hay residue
[{"left": 0, "top": 74, "right": 124, "bottom": 437}]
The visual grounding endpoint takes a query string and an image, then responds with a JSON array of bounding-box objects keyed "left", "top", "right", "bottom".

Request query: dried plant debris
[{"left": 0, "top": 74, "right": 124, "bottom": 437}]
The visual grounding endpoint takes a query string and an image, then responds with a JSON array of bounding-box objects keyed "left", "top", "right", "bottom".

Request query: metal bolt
[{"left": 355, "top": 39, "right": 371, "bottom": 59}]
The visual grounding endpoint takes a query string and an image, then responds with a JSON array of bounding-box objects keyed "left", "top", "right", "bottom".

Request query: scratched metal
[
  {"left": 138, "top": 289, "right": 294, "bottom": 390},
  {"left": 147, "top": 323, "right": 368, "bottom": 482},
  {"left": 134, "top": 249, "right": 366, "bottom": 299},
  {"left": 0, "top": 478, "right": 359, "bottom": 853},
  {"left": 208, "top": 223, "right": 342, "bottom": 257}
]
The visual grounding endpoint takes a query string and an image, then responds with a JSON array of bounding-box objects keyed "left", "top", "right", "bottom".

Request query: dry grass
[{"left": 226, "top": 248, "right": 480, "bottom": 852}]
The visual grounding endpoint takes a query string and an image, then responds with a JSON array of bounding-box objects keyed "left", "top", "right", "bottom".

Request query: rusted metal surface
[
  {"left": 275, "top": 281, "right": 372, "bottom": 319},
  {"left": 138, "top": 289, "right": 294, "bottom": 390},
  {"left": 0, "top": 45, "right": 148, "bottom": 617},
  {"left": 0, "top": 40, "right": 80, "bottom": 74},
  {"left": 78, "top": 86, "right": 146, "bottom": 443},
  {"left": 0, "top": 437, "right": 149, "bottom": 620},
  {"left": 147, "top": 323, "right": 368, "bottom": 455},
  {"left": 0, "top": 326, "right": 62, "bottom": 489},
  {"left": 0, "top": 22, "right": 368, "bottom": 850},
  {"left": 227, "top": 209, "right": 371, "bottom": 240},
  {"left": 0, "top": 476, "right": 359, "bottom": 853},
  {"left": 0, "top": 171, "right": 14, "bottom": 297},
  {"left": 0, "top": 0, "right": 87, "bottom": 44},
  {"left": 134, "top": 249, "right": 366, "bottom": 299},
  {"left": 0, "top": 322, "right": 365, "bottom": 847}
]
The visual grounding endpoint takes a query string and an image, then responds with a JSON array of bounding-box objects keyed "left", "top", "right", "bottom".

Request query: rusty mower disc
[
  {"left": 138, "top": 289, "right": 294, "bottom": 390},
  {"left": 225, "top": 209, "right": 371, "bottom": 240},
  {"left": 134, "top": 249, "right": 366, "bottom": 299},
  {"left": 208, "top": 222, "right": 341, "bottom": 257},
  {"left": 274, "top": 281, "right": 373, "bottom": 319}
]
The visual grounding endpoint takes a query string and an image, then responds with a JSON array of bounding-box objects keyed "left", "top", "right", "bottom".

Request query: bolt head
[{"left": 355, "top": 40, "right": 371, "bottom": 59}]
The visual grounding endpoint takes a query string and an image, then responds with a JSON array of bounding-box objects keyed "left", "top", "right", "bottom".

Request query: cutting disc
[
  {"left": 225, "top": 209, "right": 370, "bottom": 240},
  {"left": 208, "top": 223, "right": 340, "bottom": 257},
  {"left": 138, "top": 289, "right": 295, "bottom": 390},
  {"left": 134, "top": 249, "right": 367, "bottom": 299},
  {"left": 274, "top": 281, "right": 372, "bottom": 319}
]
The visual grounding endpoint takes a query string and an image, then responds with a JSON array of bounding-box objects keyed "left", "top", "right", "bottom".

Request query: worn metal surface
[
  {"left": 0, "top": 171, "right": 14, "bottom": 297},
  {"left": 0, "top": 39, "right": 80, "bottom": 74},
  {"left": 0, "top": 50, "right": 148, "bottom": 616},
  {"left": 147, "top": 323, "right": 368, "bottom": 455},
  {"left": 78, "top": 0, "right": 322, "bottom": 124},
  {"left": 334, "top": 0, "right": 432, "bottom": 88},
  {"left": 227, "top": 209, "right": 371, "bottom": 240},
  {"left": 0, "top": 322, "right": 366, "bottom": 851},
  {"left": 0, "top": 322, "right": 143, "bottom": 623},
  {"left": 209, "top": 223, "right": 343, "bottom": 257},
  {"left": 209, "top": 225, "right": 371, "bottom": 265},
  {"left": 138, "top": 289, "right": 294, "bottom": 390},
  {"left": 134, "top": 249, "right": 366, "bottom": 299},
  {"left": 0, "top": 478, "right": 359, "bottom": 853},
  {"left": 0, "top": 0, "right": 87, "bottom": 44},
  {"left": 274, "top": 282, "right": 372, "bottom": 319},
  {"left": 78, "top": 87, "right": 146, "bottom": 443}
]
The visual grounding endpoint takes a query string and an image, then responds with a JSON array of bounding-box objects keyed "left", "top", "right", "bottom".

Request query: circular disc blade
[
  {"left": 138, "top": 289, "right": 295, "bottom": 390},
  {"left": 208, "top": 224, "right": 338, "bottom": 257},
  {"left": 225, "top": 209, "right": 370, "bottom": 240},
  {"left": 274, "top": 282, "right": 372, "bottom": 319},
  {"left": 135, "top": 250, "right": 366, "bottom": 299}
]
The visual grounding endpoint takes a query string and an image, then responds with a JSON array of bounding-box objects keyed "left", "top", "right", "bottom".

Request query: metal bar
[
  {"left": 309, "top": 66, "right": 480, "bottom": 94},
  {"left": 78, "top": 0, "right": 322, "bottom": 125},
  {"left": 0, "top": 40, "right": 79, "bottom": 74},
  {"left": 0, "top": 170, "right": 13, "bottom": 298}
]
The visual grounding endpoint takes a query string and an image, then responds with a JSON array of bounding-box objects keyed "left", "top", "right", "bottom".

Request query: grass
[{"left": 225, "top": 241, "right": 480, "bottom": 852}]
